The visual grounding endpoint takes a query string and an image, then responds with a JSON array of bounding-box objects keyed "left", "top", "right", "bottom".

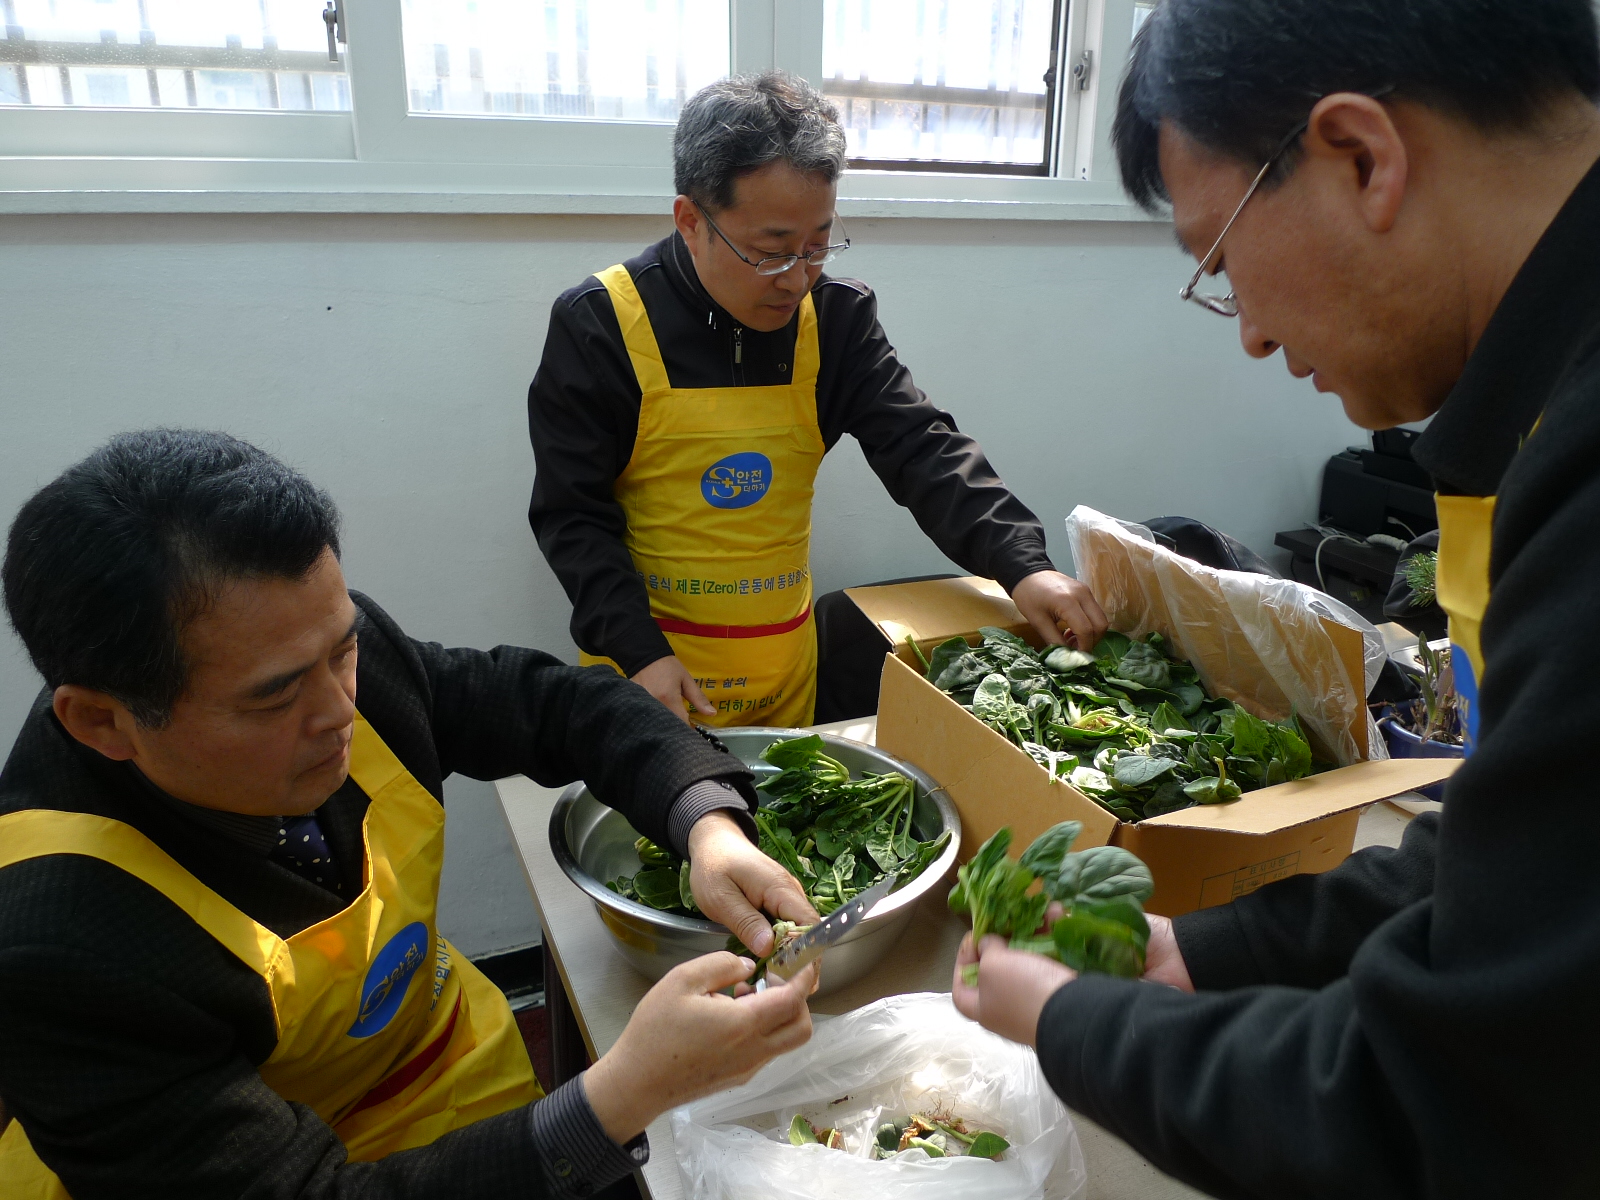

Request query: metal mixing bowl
[{"left": 550, "top": 727, "right": 960, "bottom": 996}]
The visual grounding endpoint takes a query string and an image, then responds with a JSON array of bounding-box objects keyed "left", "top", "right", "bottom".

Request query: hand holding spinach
[{"left": 949, "top": 821, "right": 1153, "bottom": 981}]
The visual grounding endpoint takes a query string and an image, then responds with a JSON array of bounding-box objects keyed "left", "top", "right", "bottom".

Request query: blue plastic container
[{"left": 1378, "top": 718, "right": 1463, "bottom": 803}]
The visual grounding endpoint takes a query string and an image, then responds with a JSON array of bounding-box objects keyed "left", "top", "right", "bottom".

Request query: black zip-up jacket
[
  {"left": 1030, "top": 157, "right": 1600, "bottom": 1198},
  {"left": 527, "top": 233, "right": 1056, "bottom": 675},
  {"left": 0, "top": 593, "right": 757, "bottom": 1200}
]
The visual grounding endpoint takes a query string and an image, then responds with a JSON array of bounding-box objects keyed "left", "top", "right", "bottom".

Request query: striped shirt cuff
[
  {"left": 667, "top": 778, "right": 758, "bottom": 859},
  {"left": 527, "top": 1075, "right": 648, "bottom": 1198}
]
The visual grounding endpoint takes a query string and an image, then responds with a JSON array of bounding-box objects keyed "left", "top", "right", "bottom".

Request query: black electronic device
[{"left": 1319, "top": 443, "right": 1436, "bottom": 541}]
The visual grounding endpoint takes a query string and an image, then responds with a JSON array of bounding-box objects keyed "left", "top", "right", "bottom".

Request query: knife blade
[{"left": 763, "top": 872, "right": 898, "bottom": 986}]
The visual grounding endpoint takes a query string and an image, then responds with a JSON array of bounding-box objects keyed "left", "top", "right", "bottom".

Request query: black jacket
[
  {"left": 0, "top": 593, "right": 756, "bottom": 1200},
  {"left": 527, "top": 233, "right": 1056, "bottom": 675},
  {"left": 1033, "top": 159, "right": 1600, "bottom": 1198}
]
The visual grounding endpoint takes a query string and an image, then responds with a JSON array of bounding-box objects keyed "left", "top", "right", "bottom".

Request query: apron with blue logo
[
  {"left": 0, "top": 712, "right": 540, "bottom": 1198},
  {"left": 578, "top": 262, "right": 827, "bottom": 727},
  {"left": 1434, "top": 494, "right": 1495, "bottom": 755}
]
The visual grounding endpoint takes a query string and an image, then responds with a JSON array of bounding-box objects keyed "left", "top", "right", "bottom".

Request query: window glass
[
  {"left": 401, "top": 0, "right": 729, "bottom": 121},
  {"left": 823, "top": 0, "right": 1058, "bottom": 168},
  {"left": 0, "top": 0, "right": 348, "bottom": 110}
]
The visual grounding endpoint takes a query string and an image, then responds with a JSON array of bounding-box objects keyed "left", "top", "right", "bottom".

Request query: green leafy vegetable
[
  {"left": 967, "top": 1132, "right": 1011, "bottom": 1160},
  {"left": 788, "top": 1114, "right": 819, "bottom": 1146},
  {"left": 922, "top": 628, "right": 1316, "bottom": 822},
  {"left": 618, "top": 736, "right": 951, "bottom": 922},
  {"left": 951, "top": 822, "right": 1154, "bottom": 980}
]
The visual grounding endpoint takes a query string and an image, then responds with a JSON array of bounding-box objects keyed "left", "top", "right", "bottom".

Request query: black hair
[
  {"left": 1114, "top": 0, "right": 1600, "bottom": 211},
  {"left": 673, "top": 71, "right": 848, "bottom": 211},
  {"left": 3, "top": 429, "right": 342, "bottom": 727}
]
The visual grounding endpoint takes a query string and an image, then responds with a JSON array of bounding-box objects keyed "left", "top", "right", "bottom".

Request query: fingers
[
  {"left": 768, "top": 877, "right": 821, "bottom": 926},
  {"left": 669, "top": 950, "right": 756, "bottom": 994},
  {"left": 682, "top": 674, "right": 716, "bottom": 717},
  {"left": 728, "top": 904, "right": 775, "bottom": 958},
  {"left": 739, "top": 970, "right": 812, "bottom": 1033}
]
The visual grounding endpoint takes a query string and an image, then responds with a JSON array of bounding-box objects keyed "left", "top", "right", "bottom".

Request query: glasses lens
[
  {"left": 755, "top": 256, "right": 801, "bottom": 276},
  {"left": 806, "top": 244, "right": 847, "bottom": 267}
]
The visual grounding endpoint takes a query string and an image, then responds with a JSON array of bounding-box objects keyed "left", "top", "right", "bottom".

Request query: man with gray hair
[{"left": 529, "top": 71, "right": 1105, "bottom": 733}]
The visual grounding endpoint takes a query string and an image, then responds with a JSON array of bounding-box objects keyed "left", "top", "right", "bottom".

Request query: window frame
[
  {"left": 0, "top": 0, "right": 1154, "bottom": 221},
  {"left": 825, "top": 0, "right": 1066, "bottom": 179}
]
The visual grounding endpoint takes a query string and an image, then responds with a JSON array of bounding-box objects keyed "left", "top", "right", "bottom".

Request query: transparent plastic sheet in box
[
  {"left": 1064, "top": 506, "right": 1387, "bottom": 767},
  {"left": 671, "top": 992, "right": 1084, "bottom": 1200}
]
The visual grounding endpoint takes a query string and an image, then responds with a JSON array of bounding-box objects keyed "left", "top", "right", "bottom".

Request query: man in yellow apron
[
  {"left": 950, "top": 2, "right": 1600, "bottom": 1195},
  {"left": 0, "top": 431, "right": 816, "bottom": 1198},
  {"left": 529, "top": 72, "right": 1107, "bottom": 728}
]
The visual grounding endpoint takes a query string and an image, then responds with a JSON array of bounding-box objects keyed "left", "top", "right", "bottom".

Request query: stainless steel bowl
[{"left": 550, "top": 727, "right": 960, "bottom": 997}]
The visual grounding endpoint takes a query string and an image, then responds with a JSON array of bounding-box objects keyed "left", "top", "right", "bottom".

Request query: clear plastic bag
[
  {"left": 1064, "top": 506, "right": 1387, "bottom": 767},
  {"left": 671, "top": 992, "right": 1084, "bottom": 1200}
]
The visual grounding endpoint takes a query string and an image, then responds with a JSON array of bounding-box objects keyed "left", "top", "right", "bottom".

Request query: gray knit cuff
[
  {"left": 666, "top": 778, "right": 758, "bottom": 859},
  {"left": 527, "top": 1075, "right": 648, "bottom": 1198}
]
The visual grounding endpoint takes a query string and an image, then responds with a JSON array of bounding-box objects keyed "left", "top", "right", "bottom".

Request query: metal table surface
[{"left": 494, "top": 717, "right": 1425, "bottom": 1200}]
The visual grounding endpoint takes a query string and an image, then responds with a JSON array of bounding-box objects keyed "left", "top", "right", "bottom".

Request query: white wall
[{"left": 0, "top": 211, "right": 1359, "bottom": 955}]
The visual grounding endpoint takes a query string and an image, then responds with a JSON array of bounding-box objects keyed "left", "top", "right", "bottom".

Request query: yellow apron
[
  {"left": 0, "top": 713, "right": 540, "bottom": 1198},
  {"left": 1434, "top": 494, "right": 1495, "bottom": 755},
  {"left": 579, "top": 263, "right": 827, "bottom": 727}
]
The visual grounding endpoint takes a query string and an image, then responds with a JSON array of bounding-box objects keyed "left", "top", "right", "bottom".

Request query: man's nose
[{"left": 1239, "top": 308, "right": 1279, "bottom": 360}]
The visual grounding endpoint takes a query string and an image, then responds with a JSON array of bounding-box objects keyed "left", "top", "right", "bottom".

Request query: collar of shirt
[
  {"left": 125, "top": 762, "right": 295, "bottom": 857},
  {"left": 1414, "top": 154, "right": 1600, "bottom": 496}
]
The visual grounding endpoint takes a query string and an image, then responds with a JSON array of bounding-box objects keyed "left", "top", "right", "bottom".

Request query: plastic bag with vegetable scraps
[
  {"left": 671, "top": 992, "right": 1083, "bottom": 1200},
  {"left": 1064, "top": 505, "right": 1388, "bottom": 768}
]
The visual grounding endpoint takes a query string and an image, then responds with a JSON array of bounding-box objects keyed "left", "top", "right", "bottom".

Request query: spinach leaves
[
  {"left": 919, "top": 627, "right": 1316, "bottom": 822},
  {"left": 949, "top": 821, "right": 1153, "bottom": 980},
  {"left": 610, "top": 735, "right": 951, "bottom": 920}
]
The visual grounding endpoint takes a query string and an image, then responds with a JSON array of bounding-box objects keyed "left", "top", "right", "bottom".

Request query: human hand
[
  {"left": 583, "top": 951, "right": 815, "bottom": 1143},
  {"left": 1010, "top": 570, "right": 1107, "bottom": 652},
  {"left": 687, "top": 811, "right": 819, "bottom": 957},
  {"left": 951, "top": 933, "right": 1076, "bottom": 1048},
  {"left": 630, "top": 655, "right": 715, "bottom": 723},
  {"left": 1141, "top": 913, "right": 1195, "bottom": 991}
]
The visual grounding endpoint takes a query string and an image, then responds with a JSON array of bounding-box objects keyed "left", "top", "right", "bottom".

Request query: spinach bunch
[
  {"left": 918, "top": 627, "right": 1315, "bottom": 822},
  {"left": 610, "top": 734, "right": 951, "bottom": 920},
  {"left": 949, "top": 821, "right": 1153, "bottom": 980}
]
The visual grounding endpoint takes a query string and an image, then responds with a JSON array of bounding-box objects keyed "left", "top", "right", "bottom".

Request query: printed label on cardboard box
[{"left": 1199, "top": 852, "right": 1303, "bottom": 908}]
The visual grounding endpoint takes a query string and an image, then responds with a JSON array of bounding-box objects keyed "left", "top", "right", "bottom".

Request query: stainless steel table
[{"left": 495, "top": 717, "right": 1424, "bottom": 1200}]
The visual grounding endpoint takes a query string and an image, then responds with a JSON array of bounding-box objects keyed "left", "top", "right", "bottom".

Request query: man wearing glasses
[
  {"left": 528, "top": 71, "right": 1105, "bottom": 730},
  {"left": 953, "top": 0, "right": 1600, "bottom": 1195}
]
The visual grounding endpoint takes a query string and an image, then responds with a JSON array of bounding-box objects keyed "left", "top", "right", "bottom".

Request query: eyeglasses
[
  {"left": 695, "top": 202, "right": 851, "bottom": 276},
  {"left": 1181, "top": 87, "right": 1395, "bottom": 317},
  {"left": 1179, "top": 118, "right": 1310, "bottom": 317}
]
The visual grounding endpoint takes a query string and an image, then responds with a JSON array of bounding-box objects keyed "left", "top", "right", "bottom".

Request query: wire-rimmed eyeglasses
[
  {"left": 1178, "top": 118, "right": 1311, "bottom": 317},
  {"left": 695, "top": 201, "right": 851, "bottom": 276},
  {"left": 1181, "top": 87, "right": 1395, "bottom": 317}
]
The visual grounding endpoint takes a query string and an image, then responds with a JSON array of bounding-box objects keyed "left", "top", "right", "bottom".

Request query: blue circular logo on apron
[
  {"left": 702, "top": 452, "right": 773, "bottom": 509},
  {"left": 348, "top": 921, "right": 429, "bottom": 1039}
]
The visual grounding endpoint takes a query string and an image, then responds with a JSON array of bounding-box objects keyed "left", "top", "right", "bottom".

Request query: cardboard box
[{"left": 852, "top": 576, "right": 1459, "bottom": 917}]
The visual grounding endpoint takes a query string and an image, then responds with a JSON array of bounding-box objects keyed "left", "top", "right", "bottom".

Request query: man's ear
[
  {"left": 672, "top": 195, "right": 705, "bottom": 260},
  {"left": 53, "top": 686, "right": 141, "bottom": 762},
  {"left": 1304, "top": 93, "right": 1409, "bottom": 235}
]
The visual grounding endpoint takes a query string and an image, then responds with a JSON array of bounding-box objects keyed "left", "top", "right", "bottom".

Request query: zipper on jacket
[{"left": 732, "top": 325, "right": 745, "bottom": 386}]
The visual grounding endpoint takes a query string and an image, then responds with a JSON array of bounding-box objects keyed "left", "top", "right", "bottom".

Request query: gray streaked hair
[{"left": 673, "top": 71, "right": 848, "bottom": 210}]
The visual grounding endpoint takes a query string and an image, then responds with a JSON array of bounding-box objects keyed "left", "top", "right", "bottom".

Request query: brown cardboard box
[{"left": 853, "top": 576, "right": 1459, "bottom": 917}]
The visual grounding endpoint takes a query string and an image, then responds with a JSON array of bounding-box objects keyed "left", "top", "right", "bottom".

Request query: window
[
  {"left": 823, "top": 0, "right": 1061, "bottom": 174},
  {"left": 0, "top": 0, "right": 349, "bottom": 111},
  {"left": 401, "top": 0, "right": 728, "bottom": 122},
  {"left": 2, "top": 0, "right": 1151, "bottom": 216}
]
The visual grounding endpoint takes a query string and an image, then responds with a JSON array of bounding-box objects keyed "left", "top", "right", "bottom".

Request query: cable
[
  {"left": 1385, "top": 516, "right": 1419, "bottom": 541},
  {"left": 1310, "top": 524, "right": 1365, "bottom": 594}
]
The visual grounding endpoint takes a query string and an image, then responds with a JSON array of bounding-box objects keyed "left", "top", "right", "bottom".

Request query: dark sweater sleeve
[
  {"left": 1173, "top": 812, "right": 1438, "bottom": 990},
  {"left": 824, "top": 284, "right": 1055, "bottom": 592},
  {"left": 1032, "top": 392, "right": 1600, "bottom": 1198},
  {"left": 353, "top": 598, "right": 755, "bottom": 851},
  {"left": 527, "top": 292, "right": 672, "bottom": 676}
]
